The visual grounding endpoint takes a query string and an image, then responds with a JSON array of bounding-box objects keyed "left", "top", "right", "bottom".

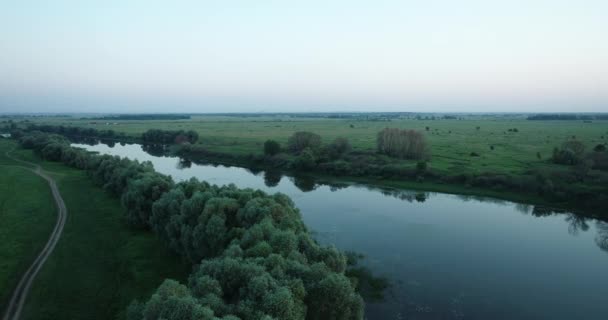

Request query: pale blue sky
[{"left": 0, "top": 0, "right": 607, "bottom": 113}]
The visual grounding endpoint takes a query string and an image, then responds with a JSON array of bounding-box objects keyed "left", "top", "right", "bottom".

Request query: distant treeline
[
  {"left": 16, "top": 131, "right": 365, "bottom": 320},
  {"left": 89, "top": 114, "right": 191, "bottom": 121},
  {"left": 16, "top": 124, "right": 130, "bottom": 140},
  {"left": 527, "top": 114, "right": 608, "bottom": 121},
  {"left": 11, "top": 124, "right": 199, "bottom": 145},
  {"left": 141, "top": 129, "right": 199, "bottom": 144}
]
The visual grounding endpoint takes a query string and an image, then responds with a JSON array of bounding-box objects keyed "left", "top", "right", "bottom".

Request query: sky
[{"left": 0, "top": 0, "right": 607, "bottom": 113}]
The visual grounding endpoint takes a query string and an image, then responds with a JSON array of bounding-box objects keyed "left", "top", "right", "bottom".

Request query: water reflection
[
  {"left": 263, "top": 170, "right": 282, "bottom": 187},
  {"left": 72, "top": 140, "right": 608, "bottom": 320},
  {"left": 596, "top": 222, "right": 608, "bottom": 252}
]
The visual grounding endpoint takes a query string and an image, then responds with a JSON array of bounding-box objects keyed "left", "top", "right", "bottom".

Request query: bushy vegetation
[
  {"left": 142, "top": 129, "right": 199, "bottom": 144},
  {"left": 263, "top": 140, "right": 281, "bottom": 156},
  {"left": 376, "top": 128, "right": 428, "bottom": 160},
  {"left": 287, "top": 132, "right": 322, "bottom": 153},
  {"left": 14, "top": 123, "right": 129, "bottom": 141},
  {"left": 16, "top": 131, "right": 365, "bottom": 320}
]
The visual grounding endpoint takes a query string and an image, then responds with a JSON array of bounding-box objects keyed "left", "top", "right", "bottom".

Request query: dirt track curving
[{"left": 2, "top": 151, "right": 67, "bottom": 320}]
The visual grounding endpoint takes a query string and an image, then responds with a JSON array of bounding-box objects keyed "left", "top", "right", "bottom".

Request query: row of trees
[
  {"left": 141, "top": 129, "right": 199, "bottom": 144},
  {"left": 14, "top": 123, "right": 129, "bottom": 141},
  {"left": 18, "top": 131, "right": 364, "bottom": 320},
  {"left": 263, "top": 128, "right": 428, "bottom": 172}
]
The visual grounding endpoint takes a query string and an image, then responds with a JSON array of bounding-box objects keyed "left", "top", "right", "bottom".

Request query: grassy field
[
  {"left": 24, "top": 115, "right": 608, "bottom": 175},
  {"left": 0, "top": 140, "right": 56, "bottom": 309},
  {"left": 0, "top": 139, "right": 190, "bottom": 320}
]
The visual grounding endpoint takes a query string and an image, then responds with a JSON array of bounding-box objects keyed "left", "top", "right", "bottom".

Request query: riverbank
[
  {"left": 175, "top": 146, "right": 605, "bottom": 219},
  {"left": 6, "top": 121, "right": 608, "bottom": 217}
]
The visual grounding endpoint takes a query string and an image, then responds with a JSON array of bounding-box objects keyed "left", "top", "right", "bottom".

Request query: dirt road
[{"left": 2, "top": 151, "right": 67, "bottom": 320}]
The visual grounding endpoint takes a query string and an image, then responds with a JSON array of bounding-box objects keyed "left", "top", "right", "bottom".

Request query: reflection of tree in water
[
  {"left": 378, "top": 188, "right": 429, "bottom": 203},
  {"left": 595, "top": 221, "right": 608, "bottom": 252},
  {"left": 565, "top": 214, "right": 590, "bottom": 235},
  {"left": 100, "top": 139, "right": 115, "bottom": 148},
  {"left": 531, "top": 205, "right": 567, "bottom": 217},
  {"left": 176, "top": 158, "right": 192, "bottom": 169},
  {"left": 263, "top": 170, "right": 282, "bottom": 187},
  {"left": 454, "top": 194, "right": 510, "bottom": 206},
  {"left": 291, "top": 175, "right": 317, "bottom": 192},
  {"left": 247, "top": 167, "right": 263, "bottom": 176},
  {"left": 142, "top": 143, "right": 169, "bottom": 157},
  {"left": 69, "top": 136, "right": 98, "bottom": 145},
  {"left": 514, "top": 203, "right": 533, "bottom": 214},
  {"left": 328, "top": 182, "right": 349, "bottom": 192}
]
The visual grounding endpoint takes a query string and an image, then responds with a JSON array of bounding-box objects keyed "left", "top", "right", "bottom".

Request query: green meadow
[
  {"left": 27, "top": 115, "right": 608, "bottom": 175},
  {"left": 0, "top": 140, "right": 55, "bottom": 308}
]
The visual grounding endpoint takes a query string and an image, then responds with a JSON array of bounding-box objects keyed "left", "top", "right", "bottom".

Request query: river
[{"left": 73, "top": 141, "right": 608, "bottom": 320}]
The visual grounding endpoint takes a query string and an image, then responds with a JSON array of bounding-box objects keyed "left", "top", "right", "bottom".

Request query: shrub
[
  {"left": 326, "top": 137, "right": 352, "bottom": 159},
  {"left": 287, "top": 132, "right": 322, "bottom": 153},
  {"left": 470, "top": 152, "right": 480, "bottom": 157},
  {"left": 293, "top": 148, "right": 317, "bottom": 170},
  {"left": 594, "top": 144, "right": 606, "bottom": 152},
  {"left": 552, "top": 140, "right": 585, "bottom": 165},
  {"left": 263, "top": 140, "right": 281, "bottom": 156}
]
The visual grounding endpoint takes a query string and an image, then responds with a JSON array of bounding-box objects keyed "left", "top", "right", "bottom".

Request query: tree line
[
  {"left": 17, "top": 131, "right": 364, "bottom": 320},
  {"left": 141, "top": 129, "right": 199, "bottom": 144}
]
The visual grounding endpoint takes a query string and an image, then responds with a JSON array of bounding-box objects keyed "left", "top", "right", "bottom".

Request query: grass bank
[{"left": 0, "top": 140, "right": 56, "bottom": 309}]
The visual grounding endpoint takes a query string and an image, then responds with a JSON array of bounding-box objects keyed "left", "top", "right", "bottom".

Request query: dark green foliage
[
  {"left": 416, "top": 161, "right": 427, "bottom": 172},
  {"left": 552, "top": 140, "right": 585, "bottom": 165},
  {"left": 293, "top": 148, "right": 317, "bottom": 170},
  {"left": 594, "top": 144, "right": 606, "bottom": 152},
  {"left": 263, "top": 140, "right": 281, "bottom": 156},
  {"left": 287, "top": 132, "right": 322, "bottom": 153},
  {"left": 23, "top": 123, "right": 127, "bottom": 140},
  {"left": 142, "top": 129, "right": 199, "bottom": 144},
  {"left": 17, "top": 131, "right": 364, "bottom": 320},
  {"left": 326, "top": 137, "right": 352, "bottom": 160},
  {"left": 470, "top": 152, "right": 480, "bottom": 157}
]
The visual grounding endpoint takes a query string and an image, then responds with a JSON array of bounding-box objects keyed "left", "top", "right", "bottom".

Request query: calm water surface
[{"left": 74, "top": 142, "right": 608, "bottom": 320}]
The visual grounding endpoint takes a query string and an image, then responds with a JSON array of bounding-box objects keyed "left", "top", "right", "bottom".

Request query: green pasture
[{"left": 25, "top": 115, "right": 608, "bottom": 175}]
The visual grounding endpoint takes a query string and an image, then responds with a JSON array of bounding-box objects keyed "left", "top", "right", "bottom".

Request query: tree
[
  {"left": 263, "top": 140, "right": 281, "bottom": 156},
  {"left": 552, "top": 140, "right": 586, "bottom": 165},
  {"left": 376, "top": 128, "right": 428, "bottom": 160},
  {"left": 326, "top": 137, "right": 351, "bottom": 159},
  {"left": 287, "top": 132, "right": 321, "bottom": 153}
]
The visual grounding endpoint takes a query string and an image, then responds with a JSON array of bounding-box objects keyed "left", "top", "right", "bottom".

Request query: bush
[
  {"left": 293, "top": 147, "right": 317, "bottom": 170},
  {"left": 263, "top": 140, "right": 281, "bottom": 156},
  {"left": 552, "top": 140, "right": 585, "bottom": 165},
  {"left": 416, "top": 161, "right": 427, "bottom": 172},
  {"left": 594, "top": 144, "right": 606, "bottom": 152},
  {"left": 287, "top": 132, "right": 322, "bottom": 153},
  {"left": 326, "top": 137, "right": 352, "bottom": 159}
]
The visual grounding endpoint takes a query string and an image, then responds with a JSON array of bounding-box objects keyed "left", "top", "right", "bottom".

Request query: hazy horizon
[{"left": 1, "top": 1, "right": 607, "bottom": 113}]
